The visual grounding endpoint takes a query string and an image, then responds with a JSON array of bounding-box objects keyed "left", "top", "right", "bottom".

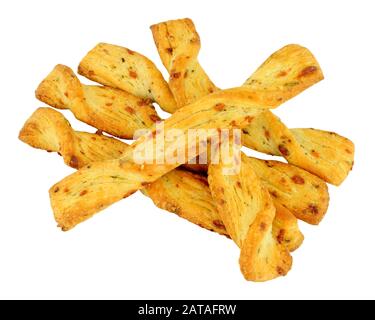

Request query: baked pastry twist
[
  {"left": 36, "top": 64, "right": 160, "bottom": 139},
  {"left": 151, "top": 18, "right": 218, "bottom": 108},
  {"left": 242, "top": 111, "right": 354, "bottom": 185},
  {"left": 19, "top": 107, "right": 130, "bottom": 168},
  {"left": 209, "top": 153, "right": 292, "bottom": 281},
  {"left": 78, "top": 43, "right": 177, "bottom": 113}
]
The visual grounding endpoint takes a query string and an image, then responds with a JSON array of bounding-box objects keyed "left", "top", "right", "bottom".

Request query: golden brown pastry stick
[
  {"left": 36, "top": 65, "right": 160, "bottom": 139},
  {"left": 145, "top": 169, "right": 304, "bottom": 252},
  {"left": 247, "top": 158, "right": 329, "bottom": 225},
  {"left": 242, "top": 44, "right": 323, "bottom": 106},
  {"left": 239, "top": 44, "right": 352, "bottom": 185},
  {"left": 78, "top": 43, "right": 177, "bottom": 113},
  {"left": 151, "top": 18, "right": 218, "bottom": 108},
  {"left": 48, "top": 44, "right": 326, "bottom": 231},
  {"left": 19, "top": 107, "right": 303, "bottom": 250},
  {"left": 19, "top": 107, "right": 130, "bottom": 168},
  {"left": 141, "top": 169, "right": 229, "bottom": 237},
  {"left": 208, "top": 154, "right": 292, "bottom": 281},
  {"left": 242, "top": 111, "right": 354, "bottom": 185},
  {"left": 243, "top": 44, "right": 323, "bottom": 103}
]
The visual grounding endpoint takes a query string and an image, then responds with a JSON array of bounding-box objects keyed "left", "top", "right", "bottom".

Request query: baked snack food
[
  {"left": 36, "top": 65, "right": 160, "bottom": 139},
  {"left": 18, "top": 17, "right": 354, "bottom": 281},
  {"left": 78, "top": 43, "right": 177, "bottom": 113}
]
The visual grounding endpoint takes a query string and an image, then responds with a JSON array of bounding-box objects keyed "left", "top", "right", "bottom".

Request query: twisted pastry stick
[
  {"left": 151, "top": 18, "right": 218, "bottom": 108},
  {"left": 48, "top": 44, "right": 326, "bottom": 230},
  {"left": 209, "top": 154, "right": 292, "bottom": 281},
  {"left": 19, "top": 107, "right": 307, "bottom": 251},
  {"left": 242, "top": 44, "right": 324, "bottom": 105},
  {"left": 19, "top": 107, "right": 130, "bottom": 168},
  {"left": 144, "top": 170, "right": 304, "bottom": 253},
  {"left": 78, "top": 43, "right": 177, "bottom": 113},
  {"left": 242, "top": 111, "right": 354, "bottom": 185},
  {"left": 36, "top": 64, "right": 160, "bottom": 139},
  {"left": 247, "top": 157, "right": 329, "bottom": 224}
]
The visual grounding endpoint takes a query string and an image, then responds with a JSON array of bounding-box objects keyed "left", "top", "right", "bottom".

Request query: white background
[{"left": 1, "top": 0, "right": 374, "bottom": 300}]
